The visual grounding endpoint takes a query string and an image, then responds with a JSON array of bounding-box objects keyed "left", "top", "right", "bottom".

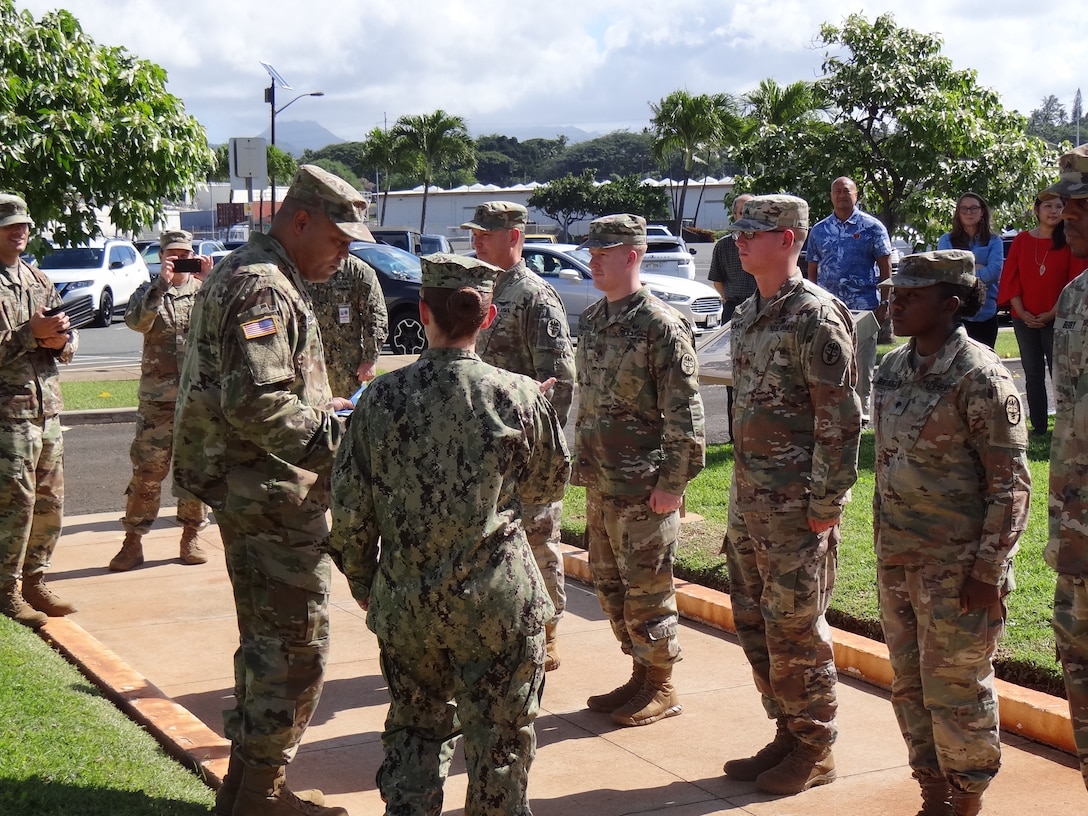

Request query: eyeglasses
[
  {"left": 958, "top": 205, "right": 982, "bottom": 214},
  {"left": 737, "top": 229, "right": 786, "bottom": 240}
]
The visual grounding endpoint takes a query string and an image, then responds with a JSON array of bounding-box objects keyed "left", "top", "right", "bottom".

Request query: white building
[{"left": 372, "top": 177, "right": 737, "bottom": 238}]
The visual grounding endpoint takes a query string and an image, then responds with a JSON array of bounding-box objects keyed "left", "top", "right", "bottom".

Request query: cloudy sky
[{"left": 15, "top": 0, "right": 1084, "bottom": 146}]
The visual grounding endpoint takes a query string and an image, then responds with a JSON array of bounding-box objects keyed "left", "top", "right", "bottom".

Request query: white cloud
[{"left": 12, "top": 0, "right": 1084, "bottom": 147}]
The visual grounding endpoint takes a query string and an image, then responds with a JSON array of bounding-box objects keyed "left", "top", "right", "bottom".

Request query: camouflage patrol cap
[
  {"left": 1042, "top": 145, "right": 1088, "bottom": 199},
  {"left": 879, "top": 249, "right": 976, "bottom": 289},
  {"left": 725, "top": 194, "right": 809, "bottom": 233},
  {"left": 0, "top": 194, "right": 34, "bottom": 229},
  {"left": 285, "top": 164, "right": 375, "bottom": 241},
  {"left": 160, "top": 229, "right": 193, "bottom": 252},
  {"left": 460, "top": 200, "right": 528, "bottom": 231},
  {"left": 420, "top": 253, "right": 501, "bottom": 293},
  {"left": 578, "top": 213, "right": 647, "bottom": 249}
]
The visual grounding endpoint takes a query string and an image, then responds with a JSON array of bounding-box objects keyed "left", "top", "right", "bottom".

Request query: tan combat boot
[
  {"left": 217, "top": 751, "right": 326, "bottom": 816},
  {"left": 723, "top": 719, "right": 798, "bottom": 781},
  {"left": 232, "top": 765, "right": 346, "bottom": 816},
  {"left": 611, "top": 665, "right": 682, "bottom": 727},
  {"left": 587, "top": 661, "right": 647, "bottom": 713},
  {"left": 544, "top": 622, "right": 560, "bottom": 671},
  {"left": 1, "top": 580, "right": 47, "bottom": 628},
  {"left": 109, "top": 532, "right": 144, "bottom": 571},
  {"left": 915, "top": 773, "right": 953, "bottom": 816},
  {"left": 179, "top": 527, "right": 208, "bottom": 565},
  {"left": 755, "top": 743, "right": 836, "bottom": 795},
  {"left": 22, "top": 572, "right": 77, "bottom": 616},
  {"left": 950, "top": 792, "right": 983, "bottom": 816}
]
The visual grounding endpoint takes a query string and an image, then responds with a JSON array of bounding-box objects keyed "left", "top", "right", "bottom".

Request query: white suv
[
  {"left": 38, "top": 239, "right": 151, "bottom": 327},
  {"left": 519, "top": 244, "right": 723, "bottom": 336},
  {"left": 642, "top": 236, "right": 697, "bottom": 279}
]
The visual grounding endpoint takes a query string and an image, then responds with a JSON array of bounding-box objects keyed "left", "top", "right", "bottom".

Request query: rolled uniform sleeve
[
  {"left": 965, "top": 367, "right": 1030, "bottom": 586},
  {"left": 653, "top": 321, "right": 705, "bottom": 495},
  {"left": 802, "top": 304, "right": 863, "bottom": 521},
  {"left": 329, "top": 413, "right": 380, "bottom": 605},
  {"left": 124, "top": 278, "right": 169, "bottom": 333},
  {"left": 520, "top": 391, "right": 572, "bottom": 506},
  {"left": 221, "top": 285, "right": 343, "bottom": 477},
  {"left": 357, "top": 260, "right": 388, "bottom": 364}
]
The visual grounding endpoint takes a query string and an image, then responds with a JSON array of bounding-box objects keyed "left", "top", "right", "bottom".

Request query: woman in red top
[{"left": 998, "top": 194, "right": 1088, "bottom": 435}]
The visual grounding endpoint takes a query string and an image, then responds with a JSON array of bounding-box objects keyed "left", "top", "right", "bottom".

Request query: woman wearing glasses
[{"left": 937, "top": 193, "right": 1004, "bottom": 348}]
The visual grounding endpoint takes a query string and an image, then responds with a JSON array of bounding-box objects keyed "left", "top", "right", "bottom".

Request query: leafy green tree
[
  {"left": 1026, "top": 93, "right": 1086, "bottom": 148},
  {"left": 310, "top": 159, "right": 361, "bottom": 190},
  {"left": 528, "top": 171, "right": 597, "bottom": 242},
  {"left": 545, "top": 131, "right": 656, "bottom": 181},
  {"left": 592, "top": 175, "right": 670, "bottom": 221},
  {"left": 359, "top": 127, "right": 415, "bottom": 226},
  {"left": 391, "top": 110, "right": 476, "bottom": 232},
  {"left": 650, "top": 91, "right": 742, "bottom": 231},
  {"left": 209, "top": 144, "right": 297, "bottom": 187},
  {"left": 0, "top": 1, "right": 213, "bottom": 247},
  {"left": 300, "top": 141, "right": 366, "bottom": 176},
  {"left": 736, "top": 13, "right": 1053, "bottom": 244}
]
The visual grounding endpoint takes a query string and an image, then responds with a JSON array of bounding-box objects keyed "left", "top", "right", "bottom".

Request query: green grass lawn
[
  {"left": 561, "top": 427, "right": 1064, "bottom": 697},
  {"left": 61, "top": 380, "right": 139, "bottom": 411},
  {"left": 878, "top": 329, "right": 1020, "bottom": 362},
  {"left": 0, "top": 617, "right": 214, "bottom": 815}
]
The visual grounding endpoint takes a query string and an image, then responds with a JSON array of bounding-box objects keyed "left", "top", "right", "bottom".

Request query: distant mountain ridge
[
  {"left": 228, "top": 120, "right": 606, "bottom": 157},
  {"left": 258, "top": 120, "right": 346, "bottom": 156}
]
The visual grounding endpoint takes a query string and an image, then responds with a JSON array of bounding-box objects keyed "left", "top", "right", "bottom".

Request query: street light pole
[{"left": 260, "top": 62, "right": 323, "bottom": 229}]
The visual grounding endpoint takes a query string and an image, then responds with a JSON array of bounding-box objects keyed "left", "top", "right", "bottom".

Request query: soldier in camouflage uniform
[
  {"left": 722, "top": 195, "right": 861, "bottom": 795},
  {"left": 330, "top": 253, "right": 570, "bottom": 816},
  {"left": 0, "top": 193, "right": 79, "bottom": 628},
  {"left": 172, "top": 166, "right": 372, "bottom": 816},
  {"left": 573, "top": 213, "right": 706, "bottom": 728},
  {"left": 1045, "top": 145, "right": 1088, "bottom": 794},
  {"left": 873, "top": 250, "right": 1030, "bottom": 816},
  {"left": 109, "top": 229, "right": 211, "bottom": 572},
  {"left": 301, "top": 252, "right": 387, "bottom": 398},
  {"left": 463, "top": 200, "right": 575, "bottom": 672}
]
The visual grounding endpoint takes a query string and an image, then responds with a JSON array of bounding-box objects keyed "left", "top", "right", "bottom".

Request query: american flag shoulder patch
[{"left": 241, "top": 316, "right": 277, "bottom": 340}]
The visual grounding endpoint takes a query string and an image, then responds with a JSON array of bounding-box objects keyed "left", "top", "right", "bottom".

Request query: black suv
[{"left": 348, "top": 241, "right": 425, "bottom": 354}]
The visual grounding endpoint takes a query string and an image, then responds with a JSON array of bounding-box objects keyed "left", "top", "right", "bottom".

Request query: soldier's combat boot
[
  {"left": 723, "top": 719, "right": 798, "bottom": 781},
  {"left": 109, "top": 532, "right": 144, "bottom": 571},
  {"left": 587, "top": 660, "right": 647, "bottom": 713},
  {"left": 179, "top": 527, "right": 208, "bottom": 565},
  {"left": 950, "top": 792, "right": 983, "bottom": 816},
  {"left": 611, "top": 665, "right": 682, "bottom": 727},
  {"left": 232, "top": 766, "right": 346, "bottom": 816},
  {"left": 22, "top": 572, "right": 77, "bottom": 616},
  {"left": 544, "top": 622, "right": 560, "bottom": 672},
  {"left": 217, "top": 751, "right": 325, "bottom": 816},
  {"left": 1, "top": 580, "right": 47, "bottom": 628},
  {"left": 755, "top": 743, "right": 836, "bottom": 795},
  {"left": 915, "top": 773, "right": 953, "bottom": 816}
]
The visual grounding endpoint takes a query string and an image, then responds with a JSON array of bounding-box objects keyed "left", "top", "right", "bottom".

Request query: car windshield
[
  {"left": 563, "top": 248, "right": 592, "bottom": 266},
  {"left": 350, "top": 242, "right": 422, "bottom": 282},
  {"left": 37, "top": 247, "right": 104, "bottom": 270}
]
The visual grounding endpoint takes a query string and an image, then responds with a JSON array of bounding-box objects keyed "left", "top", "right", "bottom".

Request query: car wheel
[
  {"left": 93, "top": 289, "right": 113, "bottom": 327},
  {"left": 389, "top": 310, "right": 427, "bottom": 355}
]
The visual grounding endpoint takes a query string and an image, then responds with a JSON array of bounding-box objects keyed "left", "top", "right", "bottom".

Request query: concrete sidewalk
[{"left": 36, "top": 511, "right": 1087, "bottom": 815}]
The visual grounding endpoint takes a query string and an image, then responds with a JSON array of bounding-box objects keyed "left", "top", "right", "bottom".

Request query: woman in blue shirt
[{"left": 938, "top": 192, "right": 1004, "bottom": 348}]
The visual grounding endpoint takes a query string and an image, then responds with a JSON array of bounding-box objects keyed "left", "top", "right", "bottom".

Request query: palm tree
[
  {"left": 360, "top": 127, "right": 413, "bottom": 227},
  {"left": 743, "top": 78, "right": 826, "bottom": 128},
  {"left": 650, "top": 91, "right": 740, "bottom": 232},
  {"left": 391, "top": 110, "right": 476, "bottom": 232}
]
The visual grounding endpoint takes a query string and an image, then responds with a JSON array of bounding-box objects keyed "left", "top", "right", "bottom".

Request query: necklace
[{"left": 1034, "top": 235, "right": 1051, "bottom": 276}]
